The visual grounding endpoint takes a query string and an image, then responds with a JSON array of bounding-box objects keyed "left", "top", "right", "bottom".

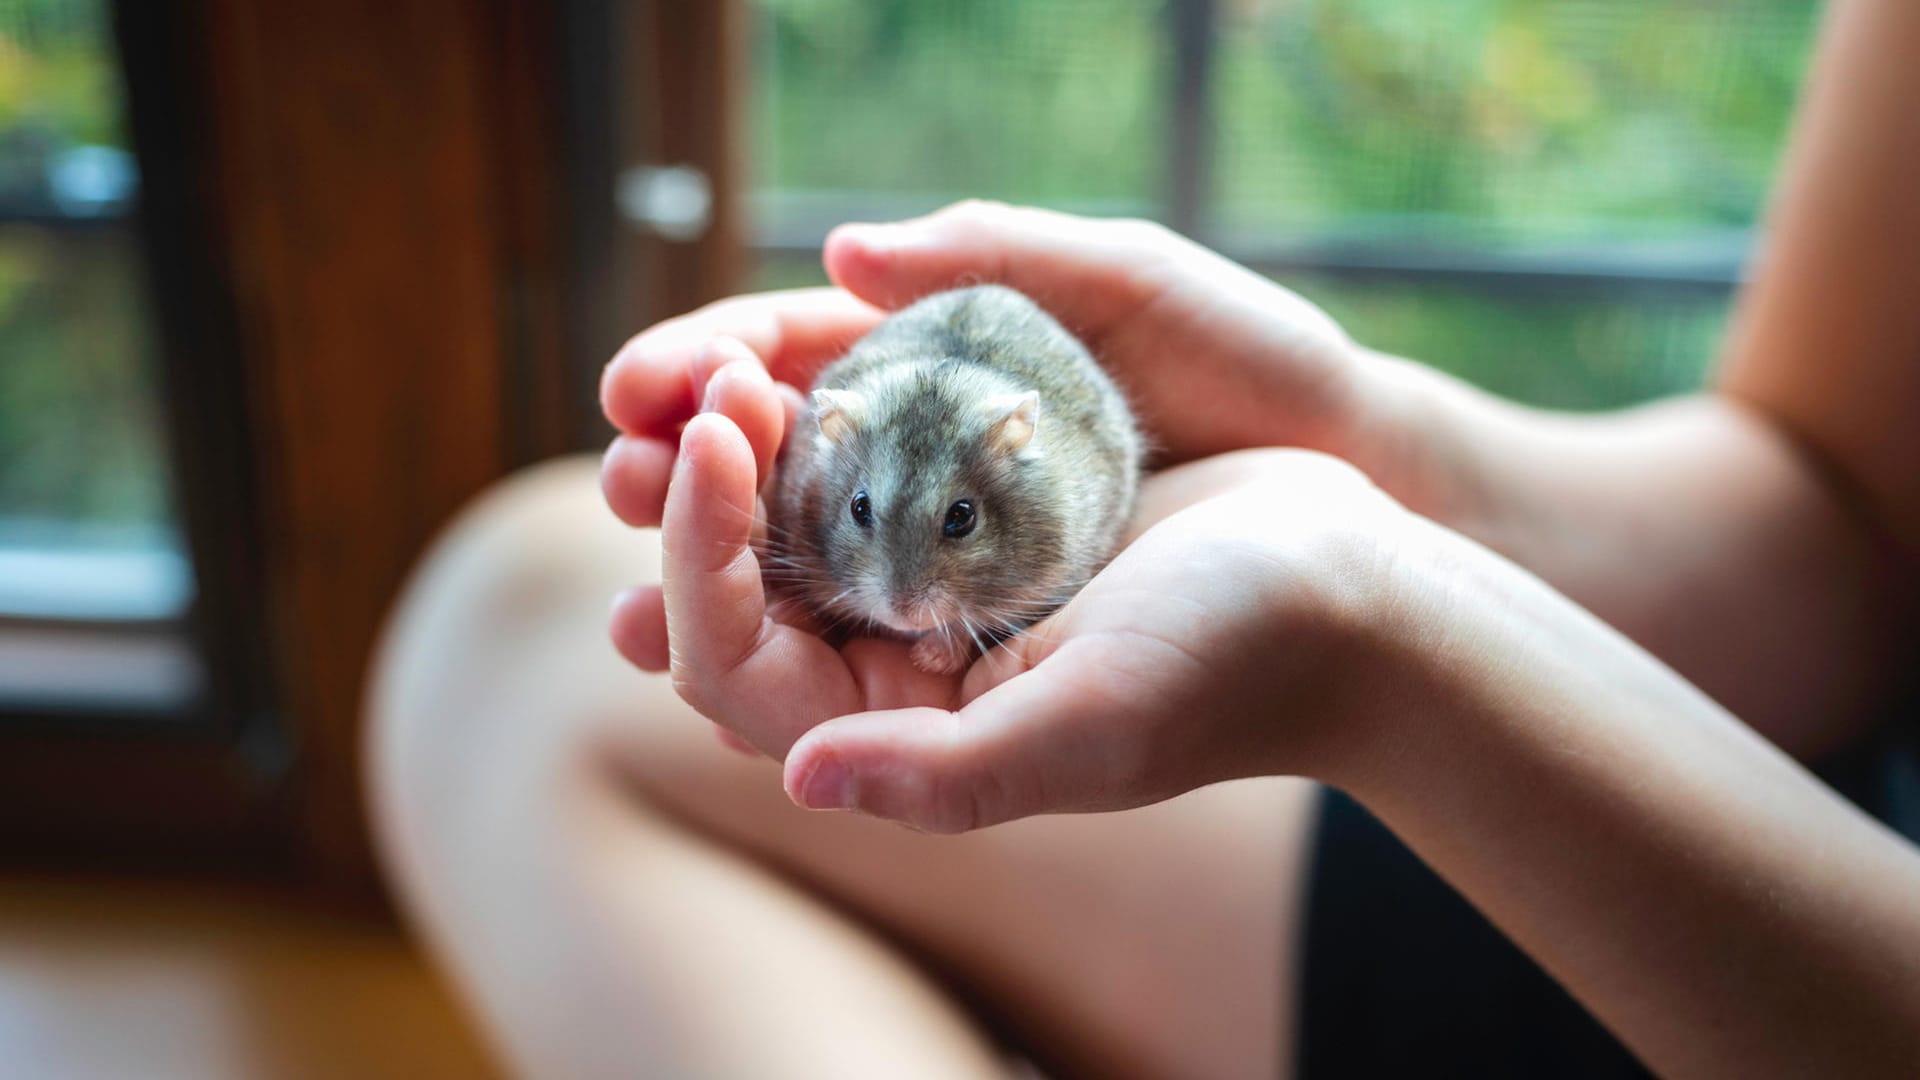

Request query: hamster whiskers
[{"left": 712, "top": 496, "right": 1089, "bottom": 656}]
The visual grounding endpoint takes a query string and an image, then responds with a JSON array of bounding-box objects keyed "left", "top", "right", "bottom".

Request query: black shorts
[{"left": 1294, "top": 723, "right": 1920, "bottom": 1078}]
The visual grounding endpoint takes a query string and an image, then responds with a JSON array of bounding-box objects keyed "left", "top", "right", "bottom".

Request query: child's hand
[
  {"left": 623, "top": 409, "right": 1431, "bottom": 832},
  {"left": 598, "top": 201, "right": 1443, "bottom": 533},
  {"left": 814, "top": 201, "right": 1365, "bottom": 465}
]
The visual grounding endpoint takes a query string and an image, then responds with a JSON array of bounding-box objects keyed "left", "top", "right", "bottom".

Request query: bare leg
[{"left": 367, "top": 457, "right": 1319, "bottom": 1080}]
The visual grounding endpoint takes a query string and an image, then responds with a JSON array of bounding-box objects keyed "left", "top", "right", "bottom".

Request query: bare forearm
[
  {"left": 1326, "top": 0, "right": 1920, "bottom": 758},
  {"left": 1362, "top": 357, "right": 1910, "bottom": 755},
  {"left": 1334, "top": 526, "right": 1920, "bottom": 1078}
]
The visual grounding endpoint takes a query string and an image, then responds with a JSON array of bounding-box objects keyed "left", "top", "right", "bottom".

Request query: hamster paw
[{"left": 910, "top": 634, "right": 973, "bottom": 676}]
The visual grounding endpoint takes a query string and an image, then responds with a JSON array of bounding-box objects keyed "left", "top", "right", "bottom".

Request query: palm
[
  {"left": 656, "top": 426, "right": 1252, "bottom": 760},
  {"left": 649, "top": 406, "right": 1392, "bottom": 830},
  {"left": 764, "top": 445, "right": 1395, "bottom": 831}
]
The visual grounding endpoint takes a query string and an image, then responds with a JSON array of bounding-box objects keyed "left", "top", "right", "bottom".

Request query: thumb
[
  {"left": 781, "top": 644, "right": 1163, "bottom": 832},
  {"left": 822, "top": 200, "right": 1179, "bottom": 333}
]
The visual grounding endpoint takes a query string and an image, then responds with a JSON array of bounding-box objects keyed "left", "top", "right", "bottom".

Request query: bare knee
[{"left": 363, "top": 455, "right": 663, "bottom": 874}]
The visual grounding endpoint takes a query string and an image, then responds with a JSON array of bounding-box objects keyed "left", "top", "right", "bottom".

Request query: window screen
[{"left": 742, "top": 0, "right": 1818, "bottom": 411}]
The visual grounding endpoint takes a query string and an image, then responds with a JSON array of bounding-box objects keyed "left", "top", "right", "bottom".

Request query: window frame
[
  {"left": 0, "top": 0, "right": 593, "bottom": 899},
  {"left": 0, "top": 0, "right": 288, "bottom": 863}
]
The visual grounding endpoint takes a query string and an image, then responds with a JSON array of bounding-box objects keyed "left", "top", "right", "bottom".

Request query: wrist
[
  {"left": 1290, "top": 512, "right": 1538, "bottom": 798},
  {"left": 1231, "top": 495, "right": 1471, "bottom": 791},
  {"left": 1314, "top": 508, "right": 1696, "bottom": 815},
  {"left": 1318, "top": 348, "right": 1473, "bottom": 524}
]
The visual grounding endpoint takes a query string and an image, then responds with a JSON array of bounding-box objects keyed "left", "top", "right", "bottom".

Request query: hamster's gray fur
[{"left": 768, "top": 285, "right": 1142, "bottom": 674}]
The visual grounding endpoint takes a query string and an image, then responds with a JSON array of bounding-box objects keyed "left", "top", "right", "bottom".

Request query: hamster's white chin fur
[{"left": 859, "top": 596, "right": 952, "bottom": 635}]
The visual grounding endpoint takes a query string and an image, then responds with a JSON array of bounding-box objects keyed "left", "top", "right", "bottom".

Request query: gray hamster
[{"left": 767, "top": 284, "right": 1143, "bottom": 674}]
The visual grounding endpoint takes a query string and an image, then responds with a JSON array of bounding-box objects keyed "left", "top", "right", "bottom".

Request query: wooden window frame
[
  {"left": 0, "top": 0, "right": 286, "bottom": 865},
  {"left": 0, "top": 0, "right": 663, "bottom": 904}
]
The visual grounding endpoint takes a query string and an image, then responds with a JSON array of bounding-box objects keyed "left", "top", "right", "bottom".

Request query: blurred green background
[
  {"left": 748, "top": 0, "right": 1818, "bottom": 410},
  {"left": 1, "top": 0, "right": 167, "bottom": 536},
  {"left": 0, "top": 0, "right": 1822, "bottom": 530}
]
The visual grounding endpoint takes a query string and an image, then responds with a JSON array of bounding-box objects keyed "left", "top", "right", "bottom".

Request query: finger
[
  {"left": 823, "top": 200, "right": 1181, "bottom": 337},
  {"left": 775, "top": 382, "right": 808, "bottom": 450},
  {"left": 601, "top": 354, "right": 779, "bottom": 535},
  {"left": 600, "top": 435, "right": 677, "bottom": 528},
  {"left": 699, "top": 344, "right": 786, "bottom": 486},
  {"left": 784, "top": 637, "right": 1166, "bottom": 832},
  {"left": 661, "top": 413, "right": 772, "bottom": 676},
  {"left": 607, "top": 583, "right": 773, "bottom": 762},
  {"left": 609, "top": 585, "right": 668, "bottom": 672},
  {"left": 607, "top": 580, "right": 781, "bottom": 759},
  {"left": 601, "top": 288, "right": 883, "bottom": 435},
  {"left": 661, "top": 413, "right": 860, "bottom": 754}
]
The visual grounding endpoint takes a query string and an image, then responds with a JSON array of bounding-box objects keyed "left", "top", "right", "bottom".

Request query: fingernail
[
  {"left": 839, "top": 222, "right": 899, "bottom": 251},
  {"left": 700, "top": 367, "right": 725, "bottom": 413},
  {"left": 672, "top": 423, "right": 696, "bottom": 474},
  {"left": 797, "top": 752, "right": 855, "bottom": 811}
]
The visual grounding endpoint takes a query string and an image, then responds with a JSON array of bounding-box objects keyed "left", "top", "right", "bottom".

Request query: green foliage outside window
[
  {"left": 1213, "top": 0, "right": 1816, "bottom": 238},
  {"left": 0, "top": 0, "right": 166, "bottom": 532},
  {"left": 0, "top": 0, "right": 123, "bottom": 148},
  {"left": 750, "top": 0, "right": 1819, "bottom": 410}
]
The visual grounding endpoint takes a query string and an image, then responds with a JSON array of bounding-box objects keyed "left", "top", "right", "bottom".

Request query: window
[
  {"left": 0, "top": 0, "right": 284, "bottom": 860},
  {"left": 0, "top": 0, "right": 199, "bottom": 713},
  {"left": 738, "top": 0, "right": 1819, "bottom": 411},
  {"left": 5, "top": 0, "right": 611, "bottom": 877}
]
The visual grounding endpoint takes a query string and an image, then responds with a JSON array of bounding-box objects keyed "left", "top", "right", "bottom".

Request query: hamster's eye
[
  {"left": 850, "top": 490, "right": 873, "bottom": 528},
  {"left": 942, "top": 499, "right": 976, "bottom": 539}
]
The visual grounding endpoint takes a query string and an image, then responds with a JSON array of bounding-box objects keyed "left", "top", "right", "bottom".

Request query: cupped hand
[
  {"left": 598, "top": 201, "right": 1437, "bottom": 534},
  {"left": 620, "top": 404, "right": 1422, "bottom": 832}
]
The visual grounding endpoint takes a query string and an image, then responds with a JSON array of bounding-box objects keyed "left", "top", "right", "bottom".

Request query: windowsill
[
  {"left": 0, "top": 537, "right": 202, "bottom": 716},
  {"left": 0, "top": 623, "right": 202, "bottom": 716}
]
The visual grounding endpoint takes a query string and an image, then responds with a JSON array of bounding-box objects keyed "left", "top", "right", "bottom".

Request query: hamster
[{"left": 767, "top": 284, "right": 1143, "bottom": 675}]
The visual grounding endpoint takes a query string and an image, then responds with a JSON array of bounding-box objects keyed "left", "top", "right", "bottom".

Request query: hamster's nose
[{"left": 888, "top": 592, "right": 943, "bottom": 633}]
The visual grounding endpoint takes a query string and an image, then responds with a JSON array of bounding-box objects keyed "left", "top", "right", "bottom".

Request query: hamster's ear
[
  {"left": 811, "top": 388, "right": 866, "bottom": 445},
  {"left": 984, "top": 391, "right": 1040, "bottom": 455}
]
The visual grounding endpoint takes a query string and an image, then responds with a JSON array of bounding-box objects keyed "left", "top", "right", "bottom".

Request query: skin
[
  {"left": 372, "top": 1, "right": 1920, "bottom": 1075},
  {"left": 371, "top": 468, "right": 1309, "bottom": 1080}
]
